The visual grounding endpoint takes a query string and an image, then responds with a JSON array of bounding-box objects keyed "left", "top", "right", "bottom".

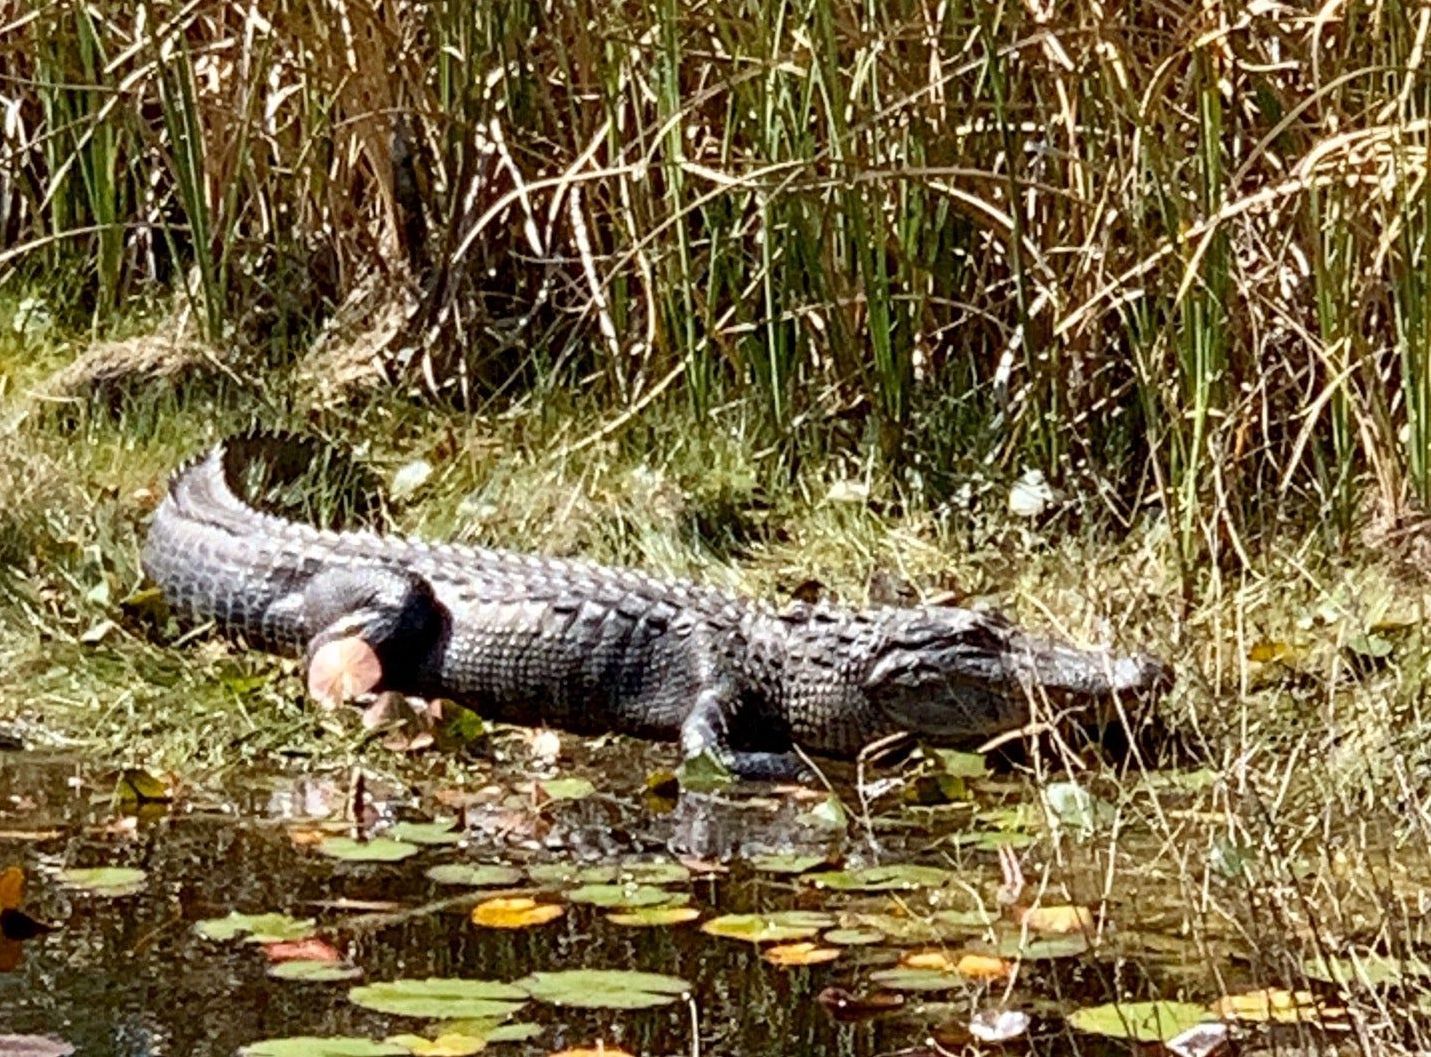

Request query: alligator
[{"left": 141, "top": 439, "right": 1173, "bottom": 778}]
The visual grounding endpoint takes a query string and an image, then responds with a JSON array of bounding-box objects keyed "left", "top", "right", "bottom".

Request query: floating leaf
[
  {"left": 264, "top": 938, "right": 342, "bottom": 964},
  {"left": 764, "top": 942, "right": 841, "bottom": 967},
  {"left": 1067, "top": 1001, "right": 1212, "bottom": 1042},
  {"left": 196, "top": 912, "right": 318, "bottom": 945},
  {"left": 749, "top": 853, "right": 827, "bottom": 875},
  {"left": 426, "top": 864, "right": 523, "bottom": 888},
  {"left": 1301, "top": 950, "right": 1422, "bottom": 987},
  {"left": 549, "top": 1049, "right": 636, "bottom": 1057},
  {"left": 317, "top": 837, "right": 420, "bottom": 862},
  {"left": 348, "top": 978, "right": 527, "bottom": 1020},
  {"left": 1018, "top": 905, "right": 1094, "bottom": 935},
  {"left": 475, "top": 1023, "right": 542, "bottom": 1043},
  {"left": 605, "top": 906, "right": 701, "bottom": 928},
  {"left": 384, "top": 1034, "right": 484, "bottom": 1057},
  {"left": 518, "top": 969, "right": 690, "bottom": 1010},
  {"left": 611, "top": 862, "right": 690, "bottom": 885},
  {"left": 471, "top": 897, "right": 564, "bottom": 929},
  {"left": 57, "top": 867, "right": 147, "bottom": 897},
  {"left": 387, "top": 821, "right": 463, "bottom": 846},
  {"left": 269, "top": 960, "right": 363, "bottom": 983},
  {"left": 839, "top": 909, "right": 996, "bottom": 945},
  {"left": 902, "top": 950, "right": 958, "bottom": 971},
  {"left": 538, "top": 778, "right": 595, "bottom": 801},
  {"left": 239, "top": 1038, "right": 406, "bottom": 1057},
  {"left": 995, "top": 933, "right": 1091, "bottom": 960},
  {"left": 956, "top": 954, "right": 1012, "bottom": 980},
  {"left": 823, "top": 928, "right": 884, "bottom": 946},
  {"left": 564, "top": 884, "right": 684, "bottom": 909},
  {"left": 701, "top": 911, "right": 836, "bottom": 943},
  {"left": 808, "top": 865, "right": 951, "bottom": 891},
  {"left": 798, "top": 794, "right": 849, "bottom": 829},
  {"left": 1211, "top": 988, "right": 1332, "bottom": 1024},
  {"left": 527, "top": 864, "right": 613, "bottom": 886},
  {"left": 868, "top": 967, "right": 959, "bottom": 992}
]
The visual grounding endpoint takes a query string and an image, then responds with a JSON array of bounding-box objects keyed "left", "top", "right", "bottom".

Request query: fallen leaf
[
  {"left": 1018, "top": 904, "right": 1094, "bottom": 935},
  {"left": 902, "top": 950, "right": 957, "bottom": 971},
  {"left": 0, "top": 867, "right": 21, "bottom": 909},
  {"left": 471, "top": 897, "right": 564, "bottom": 929},
  {"left": 956, "top": 954, "right": 1012, "bottom": 980},
  {"left": 263, "top": 938, "right": 342, "bottom": 964},
  {"left": 763, "top": 942, "right": 841, "bottom": 967}
]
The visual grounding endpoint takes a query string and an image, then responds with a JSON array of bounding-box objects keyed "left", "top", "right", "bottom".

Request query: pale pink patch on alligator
[{"left": 306, "top": 636, "right": 383, "bottom": 709}]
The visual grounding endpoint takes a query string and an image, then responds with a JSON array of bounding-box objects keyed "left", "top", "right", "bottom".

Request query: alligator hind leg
[{"left": 299, "top": 565, "right": 444, "bottom": 705}]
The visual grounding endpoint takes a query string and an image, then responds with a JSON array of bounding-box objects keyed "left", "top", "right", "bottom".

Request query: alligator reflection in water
[{"left": 0, "top": 750, "right": 1362, "bottom": 1057}]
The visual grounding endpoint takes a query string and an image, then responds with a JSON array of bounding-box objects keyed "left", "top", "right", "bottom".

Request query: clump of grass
[{"left": 6, "top": 1, "right": 1431, "bottom": 570}]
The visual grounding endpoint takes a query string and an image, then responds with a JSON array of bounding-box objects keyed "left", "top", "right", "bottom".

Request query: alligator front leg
[{"left": 679, "top": 653, "right": 809, "bottom": 782}]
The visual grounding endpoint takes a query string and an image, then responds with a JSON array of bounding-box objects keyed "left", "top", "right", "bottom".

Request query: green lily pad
[
  {"left": 517, "top": 969, "right": 690, "bottom": 1009},
  {"left": 612, "top": 862, "right": 690, "bottom": 885},
  {"left": 823, "top": 928, "right": 885, "bottom": 946},
  {"left": 605, "top": 906, "right": 702, "bottom": 927},
  {"left": 426, "top": 864, "right": 523, "bottom": 887},
  {"left": 538, "top": 778, "right": 596, "bottom": 801},
  {"left": 1302, "top": 951, "right": 1426, "bottom": 987},
  {"left": 317, "top": 837, "right": 420, "bottom": 862},
  {"left": 749, "top": 853, "right": 827, "bottom": 875},
  {"left": 946, "top": 829, "right": 1035, "bottom": 851},
  {"left": 348, "top": 978, "right": 528, "bottom": 1019},
  {"left": 701, "top": 911, "right": 836, "bottom": 943},
  {"left": 387, "top": 821, "right": 464, "bottom": 846},
  {"left": 239, "top": 1039, "right": 405, "bottom": 1057},
  {"left": 527, "top": 863, "right": 614, "bottom": 886},
  {"left": 196, "top": 911, "right": 319, "bottom": 944},
  {"left": 435, "top": 1021, "right": 543, "bottom": 1044},
  {"left": 269, "top": 960, "right": 363, "bottom": 983},
  {"left": 675, "top": 752, "right": 735, "bottom": 791},
  {"left": 56, "top": 867, "right": 147, "bottom": 897},
  {"left": 840, "top": 909, "right": 997, "bottom": 945},
  {"left": 384, "top": 1034, "right": 484, "bottom": 1057},
  {"left": 868, "top": 967, "right": 960, "bottom": 992},
  {"left": 807, "top": 864, "right": 952, "bottom": 891},
  {"left": 1067, "top": 1000, "right": 1212, "bottom": 1042},
  {"left": 995, "top": 932, "right": 1092, "bottom": 960},
  {"left": 564, "top": 884, "right": 685, "bottom": 909}
]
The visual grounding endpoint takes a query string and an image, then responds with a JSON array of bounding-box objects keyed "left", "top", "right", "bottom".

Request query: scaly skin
[{"left": 141, "top": 441, "right": 1173, "bottom": 777}]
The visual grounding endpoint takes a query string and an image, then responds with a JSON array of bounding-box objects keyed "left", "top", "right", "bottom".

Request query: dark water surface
[{"left": 0, "top": 746, "right": 1344, "bottom": 1057}]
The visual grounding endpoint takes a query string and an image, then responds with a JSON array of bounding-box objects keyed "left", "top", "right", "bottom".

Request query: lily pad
[
  {"left": 994, "top": 932, "right": 1092, "bottom": 960},
  {"left": 1067, "top": 1000, "right": 1212, "bottom": 1042},
  {"left": 564, "top": 884, "right": 685, "bottom": 909},
  {"left": 517, "top": 969, "right": 690, "bottom": 1009},
  {"left": 807, "top": 865, "right": 952, "bottom": 891},
  {"left": 868, "top": 967, "right": 961, "bottom": 992},
  {"left": 56, "top": 867, "right": 147, "bottom": 897},
  {"left": 436, "top": 1021, "right": 543, "bottom": 1044},
  {"left": 317, "top": 837, "right": 419, "bottom": 862},
  {"left": 269, "top": 960, "right": 363, "bottom": 983},
  {"left": 606, "top": 906, "right": 702, "bottom": 927},
  {"left": 426, "top": 864, "right": 523, "bottom": 887},
  {"left": 348, "top": 978, "right": 528, "bottom": 1020},
  {"left": 527, "top": 864, "right": 613, "bottom": 886},
  {"left": 384, "top": 1034, "right": 484, "bottom": 1057},
  {"left": 823, "top": 928, "right": 885, "bottom": 946},
  {"left": 1043, "top": 781, "right": 1115, "bottom": 839},
  {"left": 611, "top": 862, "right": 690, "bottom": 885},
  {"left": 387, "top": 821, "right": 464, "bottom": 846},
  {"left": 196, "top": 912, "right": 319, "bottom": 945},
  {"left": 749, "top": 853, "right": 827, "bottom": 875},
  {"left": 701, "top": 911, "right": 836, "bottom": 943},
  {"left": 471, "top": 897, "right": 564, "bottom": 928},
  {"left": 239, "top": 1039, "right": 406, "bottom": 1057}
]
